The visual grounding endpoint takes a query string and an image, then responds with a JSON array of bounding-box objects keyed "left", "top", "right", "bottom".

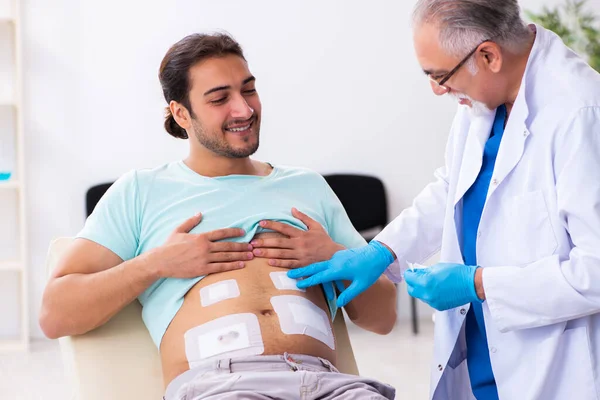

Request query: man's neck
[
  {"left": 504, "top": 30, "right": 537, "bottom": 116},
  {"left": 184, "top": 151, "right": 267, "bottom": 178}
]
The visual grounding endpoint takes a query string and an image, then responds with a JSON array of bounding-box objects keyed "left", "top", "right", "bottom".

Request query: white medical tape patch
[
  {"left": 184, "top": 313, "right": 264, "bottom": 368},
  {"left": 270, "top": 295, "right": 335, "bottom": 350},
  {"left": 200, "top": 279, "right": 240, "bottom": 307},
  {"left": 269, "top": 271, "right": 306, "bottom": 292}
]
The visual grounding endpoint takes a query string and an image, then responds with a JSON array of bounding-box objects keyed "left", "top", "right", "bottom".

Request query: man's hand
[
  {"left": 153, "top": 213, "right": 253, "bottom": 279},
  {"left": 287, "top": 241, "right": 395, "bottom": 308},
  {"left": 403, "top": 263, "right": 483, "bottom": 311},
  {"left": 250, "top": 208, "right": 343, "bottom": 269}
]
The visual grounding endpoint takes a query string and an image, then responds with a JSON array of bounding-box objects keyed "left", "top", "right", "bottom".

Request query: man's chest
[{"left": 135, "top": 187, "right": 328, "bottom": 255}]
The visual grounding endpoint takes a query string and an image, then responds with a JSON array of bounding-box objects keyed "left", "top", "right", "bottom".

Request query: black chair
[
  {"left": 323, "top": 174, "right": 419, "bottom": 335},
  {"left": 322, "top": 174, "right": 387, "bottom": 241},
  {"left": 86, "top": 182, "right": 114, "bottom": 217}
]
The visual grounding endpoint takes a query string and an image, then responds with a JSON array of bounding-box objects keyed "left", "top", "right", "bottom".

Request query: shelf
[
  {"left": 0, "top": 180, "right": 20, "bottom": 189},
  {"left": 0, "top": 261, "right": 22, "bottom": 271},
  {"left": 0, "top": 338, "right": 27, "bottom": 352},
  {"left": 0, "top": 0, "right": 28, "bottom": 355}
]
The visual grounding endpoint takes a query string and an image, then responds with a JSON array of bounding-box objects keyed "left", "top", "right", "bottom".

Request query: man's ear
[
  {"left": 478, "top": 42, "right": 503, "bottom": 74},
  {"left": 170, "top": 101, "right": 193, "bottom": 130}
]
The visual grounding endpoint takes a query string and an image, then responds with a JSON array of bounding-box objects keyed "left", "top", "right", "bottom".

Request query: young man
[{"left": 39, "top": 33, "right": 397, "bottom": 400}]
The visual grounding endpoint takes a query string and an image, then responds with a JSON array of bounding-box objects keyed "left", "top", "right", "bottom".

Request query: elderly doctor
[{"left": 286, "top": 0, "right": 600, "bottom": 399}]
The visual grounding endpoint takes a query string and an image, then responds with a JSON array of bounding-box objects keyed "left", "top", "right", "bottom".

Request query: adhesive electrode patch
[
  {"left": 270, "top": 295, "right": 335, "bottom": 350},
  {"left": 200, "top": 279, "right": 240, "bottom": 307},
  {"left": 270, "top": 271, "right": 306, "bottom": 292},
  {"left": 184, "top": 313, "right": 264, "bottom": 368}
]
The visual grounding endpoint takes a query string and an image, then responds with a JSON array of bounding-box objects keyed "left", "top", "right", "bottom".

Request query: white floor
[{"left": 0, "top": 320, "right": 434, "bottom": 399}]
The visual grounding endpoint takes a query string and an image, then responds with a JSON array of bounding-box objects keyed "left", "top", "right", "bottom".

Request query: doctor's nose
[{"left": 429, "top": 78, "right": 450, "bottom": 96}]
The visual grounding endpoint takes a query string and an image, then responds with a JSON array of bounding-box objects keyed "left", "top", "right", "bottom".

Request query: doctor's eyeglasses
[{"left": 429, "top": 39, "right": 492, "bottom": 91}]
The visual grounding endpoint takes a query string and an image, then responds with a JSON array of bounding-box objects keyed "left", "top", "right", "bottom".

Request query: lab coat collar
[
  {"left": 503, "top": 24, "right": 551, "bottom": 130},
  {"left": 481, "top": 25, "right": 549, "bottom": 201},
  {"left": 452, "top": 24, "right": 546, "bottom": 207},
  {"left": 453, "top": 109, "right": 495, "bottom": 206}
]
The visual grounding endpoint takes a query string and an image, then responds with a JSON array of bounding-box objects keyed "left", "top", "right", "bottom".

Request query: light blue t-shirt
[{"left": 77, "top": 161, "right": 367, "bottom": 348}]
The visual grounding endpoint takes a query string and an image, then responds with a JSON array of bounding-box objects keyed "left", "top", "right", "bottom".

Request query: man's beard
[
  {"left": 192, "top": 116, "right": 260, "bottom": 158},
  {"left": 449, "top": 93, "right": 491, "bottom": 117}
]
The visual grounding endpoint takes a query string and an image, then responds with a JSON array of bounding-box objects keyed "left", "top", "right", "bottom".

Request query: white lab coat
[{"left": 376, "top": 25, "right": 600, "bottom": 400}]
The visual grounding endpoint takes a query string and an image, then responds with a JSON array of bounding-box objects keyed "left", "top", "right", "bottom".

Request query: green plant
[{"left": 526, "top": 0, "right": 600, "bottom": 72}]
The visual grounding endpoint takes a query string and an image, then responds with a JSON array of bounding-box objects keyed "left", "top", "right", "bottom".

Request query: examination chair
[{"left": 46, "top": 237, "right": 360, "bottom": 400}]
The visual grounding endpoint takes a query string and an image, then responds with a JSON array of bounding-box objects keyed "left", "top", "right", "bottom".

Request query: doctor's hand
[
  {"left": 250, "top": 208, "right": 344, "bottom": 269},
  {"left": 287, "top": 241, "right": 395, "bottom": 308},
  {"left": 403, "top": 263, "right": 483, "bottom": 311}
]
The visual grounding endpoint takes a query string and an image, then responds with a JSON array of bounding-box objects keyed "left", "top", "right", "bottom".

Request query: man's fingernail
[
  {"left": 253, "top": 249, "right": 262, "bottom": 256},
  {"left": 250, "top": 240, "right": 258, "bottom": 246},
  {"left": 248, "top": 244, "right": 253, "bottom": 250},
  {"left": 238, "top": 262, "right": 245, "bottom": 268},
  {"left": 247, "top": 253, "right": 254, "bottom": 259},
  {"left": 268, "top": 259, "right": 276, "bottom": 266},
  {"left": 259, "top": 221, "right": 266, "bottom": 227}
]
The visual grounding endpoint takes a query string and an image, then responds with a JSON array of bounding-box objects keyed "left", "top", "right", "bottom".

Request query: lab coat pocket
[
  {"left": 535, "top": 326, "right": 598, "bottom": 400},
  {"left": 501, "top": 190, "right": 557, "bottom": 267}
]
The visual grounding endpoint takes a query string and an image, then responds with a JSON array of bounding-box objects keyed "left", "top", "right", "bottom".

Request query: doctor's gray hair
[{"left": 413, "top": 0, "right": 531, "bottom": 65}]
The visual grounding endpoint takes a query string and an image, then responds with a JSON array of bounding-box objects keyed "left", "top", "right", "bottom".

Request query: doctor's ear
[{"left": 478, "top": 42, "right": 503, "bottom": 74}]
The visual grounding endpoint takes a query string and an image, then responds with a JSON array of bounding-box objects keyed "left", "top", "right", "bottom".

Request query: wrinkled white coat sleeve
[{"left": 484, "top": 107, "right": 600, "bottom": 332}]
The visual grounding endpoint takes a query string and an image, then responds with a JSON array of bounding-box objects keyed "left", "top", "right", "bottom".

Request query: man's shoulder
[
  {"left": 113, "top": 161, "right": 181, "bottom": 190},
  {"left": 272, "top": 164, "right": 326, "bottom": 181},
  {"left": 133, "top": 161, "right": 177, "bottom": 180}
]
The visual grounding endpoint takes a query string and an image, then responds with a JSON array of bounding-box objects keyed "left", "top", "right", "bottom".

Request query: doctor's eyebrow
[
  {"left": 203, "top": 76, "right": 256, "bottom": 96},
  {"left": 423, "top": 69, "right": 448, "bottom": 76}
]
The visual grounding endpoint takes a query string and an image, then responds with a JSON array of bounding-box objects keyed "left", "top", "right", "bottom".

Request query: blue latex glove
[
  {"left": 287, "top": 241, "right": 395, "bottom": 308},
  {"left": 403, "top": 262, "right": 483, "bottom": 311}
]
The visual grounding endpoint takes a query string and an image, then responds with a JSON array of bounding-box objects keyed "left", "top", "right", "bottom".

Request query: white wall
[{"left": 0, "top": 0, "right": 594, "bottom": 339}]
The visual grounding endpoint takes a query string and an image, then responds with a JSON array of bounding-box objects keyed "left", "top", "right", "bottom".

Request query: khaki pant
[{"left": 165, "top": 353, "right": 396, "bottom": 400}]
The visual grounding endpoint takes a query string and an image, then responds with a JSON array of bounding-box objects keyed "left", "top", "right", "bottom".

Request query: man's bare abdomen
[{"left": 159, "top": 233, "right": 337, "bottom": 387}]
